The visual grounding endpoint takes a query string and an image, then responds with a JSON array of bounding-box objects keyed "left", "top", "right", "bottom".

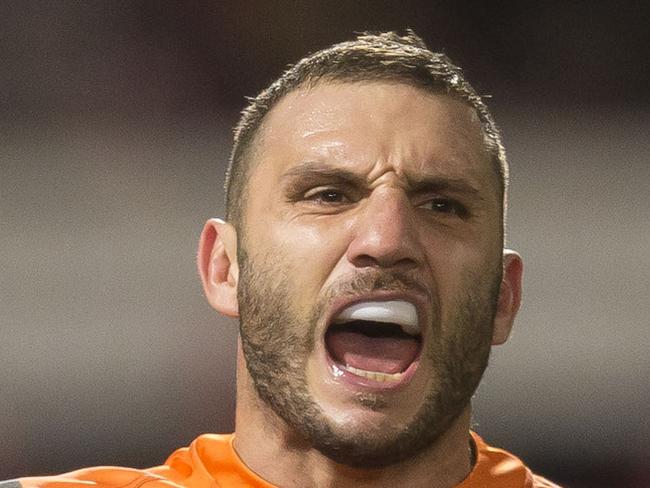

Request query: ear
[
  {"left": 197, "top": 218, "right": 240, "bottom": 317},
  {"left": 491, "top": 249, "right": 523, "bottom": 345}
]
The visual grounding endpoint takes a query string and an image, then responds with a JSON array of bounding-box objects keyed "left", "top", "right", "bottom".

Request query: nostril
[
  {"left": 351, "top": 253, "right": 418, "bottom": 270},
  {"left": 351, "top": 254, "right": 381, "bottom": 269},
  {"left": 394, "top": 256, "right": 418, "bottom": 269}
]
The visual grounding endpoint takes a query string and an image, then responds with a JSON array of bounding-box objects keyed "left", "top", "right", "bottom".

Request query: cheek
[
  {"left": 261, "top": 217, "right": 352, "bottom": 299},
  {"left": 421, "top": 228, "right": 500, "bottom": 302}
]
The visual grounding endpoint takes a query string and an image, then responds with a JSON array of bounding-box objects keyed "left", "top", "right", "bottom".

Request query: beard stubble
[{"left": 237, "top": 245, "right": 502, "bottom": 468}]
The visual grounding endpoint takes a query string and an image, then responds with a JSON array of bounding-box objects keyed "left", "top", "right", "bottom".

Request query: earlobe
[
  {"left": 197, "top": 218, "right": 240, "bottom": 317},
  {"left": 491, "top": 250, "right": 523, "bottom": 345}
]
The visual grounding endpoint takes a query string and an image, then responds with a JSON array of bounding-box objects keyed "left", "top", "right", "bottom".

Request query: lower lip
[{"left": 324, "top": 351, "right": 421, "bottom": 391}]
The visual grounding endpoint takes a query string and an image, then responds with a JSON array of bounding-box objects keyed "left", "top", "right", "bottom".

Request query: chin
[
  {"left": 315, "top": 391, "right": 419, "bottom": 430},
  {"left": 308, "top": 419, "right": 433, "bottom": 469},
  {"left": 295, "top": 389, "right": 453, "bottom": 469}
]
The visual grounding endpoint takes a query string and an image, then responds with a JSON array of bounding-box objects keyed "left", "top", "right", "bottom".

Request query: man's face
[{"left": 236, "top": 82, "right": 504, "bottom": 467}]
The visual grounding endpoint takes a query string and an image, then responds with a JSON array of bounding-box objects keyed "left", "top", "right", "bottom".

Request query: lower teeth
[{"left": 344, "top": 364, "right": 404, "bottom": 382}]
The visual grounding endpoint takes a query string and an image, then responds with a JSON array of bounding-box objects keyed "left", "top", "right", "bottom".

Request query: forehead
[{"left": 252, "top": 81, "right": 494, "bottom": 186}]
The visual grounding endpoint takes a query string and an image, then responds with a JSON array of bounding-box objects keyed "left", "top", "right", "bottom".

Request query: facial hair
[{"left": 237, "top": 245, "right": 502, "bottom": 468}]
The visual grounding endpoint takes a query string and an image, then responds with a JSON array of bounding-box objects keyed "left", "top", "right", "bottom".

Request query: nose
[{"left": 346, "top": 189, "right": 424, "bottom": 270}]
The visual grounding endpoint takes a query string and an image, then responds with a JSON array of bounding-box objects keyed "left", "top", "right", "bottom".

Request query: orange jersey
[{"left": 9, "top": 432, "right": 561, "bottom": 488}]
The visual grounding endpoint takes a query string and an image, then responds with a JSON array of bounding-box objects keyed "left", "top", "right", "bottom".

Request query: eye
[
  {"left": 420, "top": 197, "right": 468, "bottom": 217},
  {"left": 304, "top": 188, "right": 349, "bottom": 204}
]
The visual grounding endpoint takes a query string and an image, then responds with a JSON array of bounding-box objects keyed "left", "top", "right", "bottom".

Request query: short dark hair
[{"left": 225, "top": 30, "right": 508, "bottom": 227}]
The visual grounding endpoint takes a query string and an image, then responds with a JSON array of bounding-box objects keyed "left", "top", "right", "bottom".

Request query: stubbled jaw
[{"left": 325, "top": 300, "right": 423, "bottom": 386}]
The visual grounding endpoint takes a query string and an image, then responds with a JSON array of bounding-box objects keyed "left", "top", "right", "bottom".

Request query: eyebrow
[
  {"left": 282, "top": 161, "right": 483, "bottom": 197},
  {"left": 281, "top": 162, "right": 366, "bottom": 187},
  {"left": 407, "top": 175, "right": 482, "bottom": 197}
]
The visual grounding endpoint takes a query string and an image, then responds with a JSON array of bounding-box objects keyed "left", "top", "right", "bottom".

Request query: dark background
[{"left": 1, "top": 1, "right": 649, "bottom": 487}]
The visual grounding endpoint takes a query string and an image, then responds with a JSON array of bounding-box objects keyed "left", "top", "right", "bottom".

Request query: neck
[{"left": 233, "top": 345, "right": 474, "bottom": 488}]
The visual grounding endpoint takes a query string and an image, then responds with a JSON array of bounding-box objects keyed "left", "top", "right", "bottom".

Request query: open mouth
[{"left": 325, "top": 300, "right": 422, "bottom": 385}]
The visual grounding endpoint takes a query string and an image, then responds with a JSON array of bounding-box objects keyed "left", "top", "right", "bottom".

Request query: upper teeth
[{"left": 334, "top": 300, "right": 420, "bottom": 336}]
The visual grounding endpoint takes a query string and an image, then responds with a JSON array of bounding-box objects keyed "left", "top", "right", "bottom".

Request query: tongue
[{"left": 326, "top": 329, "right": 420, "bottom": 374}]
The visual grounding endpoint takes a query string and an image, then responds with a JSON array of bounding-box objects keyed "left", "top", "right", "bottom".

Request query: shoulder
[
  {"left": 4, "top": 466, "right": 180, "bottom": 488},
  {"left": 461, "top": 432, "right": 564, "bottom": 488},
  {"left": 4, "top": 434, "right": 236, "bottom": 488},
  {"left": 531, "top": 473, "right": 563, "bottom": 488}
]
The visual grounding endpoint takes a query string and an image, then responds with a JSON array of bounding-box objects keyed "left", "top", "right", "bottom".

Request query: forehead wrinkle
[
  {"left": 363, "top": 139, "right": 484, "bottom": 187},
  {"left": 254, "top": 82, "right": 499, "bottom": 198},
  {"left": 365, "top": 165, "right": 405, "bottom": 190},
  {"left": 364, "top": 163, "right": 485, "bottom": 200},
  {"left": 363, "top": 123, "right": 485, "bottom": 179}
]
